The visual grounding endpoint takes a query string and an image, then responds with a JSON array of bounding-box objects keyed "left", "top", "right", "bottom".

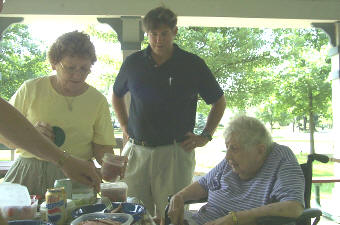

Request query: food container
[
  {"left": 71, "top": 181, "right": 96, "bottom": 207},
  {"left": 100, "top": 182, "right": 128, "bottom": 202},
  {"left": 70, "top": 213, "right": 133, "bottom": 225},
  {"left": 101, "top": 153, "right": 126, "bottom": 182},
  {"left": 1, "top": 199, "right": 38, "bottom": 221},
  {"left": 0, "top": 183, "right": 38, "bottom": 221},
  {"left": 8, "top": 220, "right": 53, "bottom": 225}
]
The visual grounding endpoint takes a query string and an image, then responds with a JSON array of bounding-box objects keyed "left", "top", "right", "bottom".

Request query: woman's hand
[
  {"left": 168, "top": 194, "right": 185, "bottom": 225},
  {"left": 61, "top": 155, "right": 101, "bottom": 192},
  {"left": 35, "top": 121, "right": 54, "bottom": 142}
]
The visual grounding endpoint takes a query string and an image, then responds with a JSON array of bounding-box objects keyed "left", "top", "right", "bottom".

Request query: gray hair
[{"left": 223, "top": 115, "right": 273, "bottom": 153}]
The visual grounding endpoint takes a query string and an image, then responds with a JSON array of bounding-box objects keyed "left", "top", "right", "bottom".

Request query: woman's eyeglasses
[{"left": 60, "top": 62, "right": 91, "bottom": 75}]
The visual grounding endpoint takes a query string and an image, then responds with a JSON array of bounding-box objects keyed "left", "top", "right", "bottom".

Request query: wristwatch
[{"left": 200, "top": 130, "right": 212, "bottom": 141}]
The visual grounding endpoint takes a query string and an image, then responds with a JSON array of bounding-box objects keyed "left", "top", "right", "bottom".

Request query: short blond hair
[{"left": 48, "top": 31, "right": 97, "bottom": 65}]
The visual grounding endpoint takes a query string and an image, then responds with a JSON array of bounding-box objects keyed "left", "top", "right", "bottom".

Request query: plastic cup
[
  {"left": 101, "top": 153, "right": 126, "bottom": 182},
  {"left": 100, "top": 182, "right": 128, "bottom": 202}
]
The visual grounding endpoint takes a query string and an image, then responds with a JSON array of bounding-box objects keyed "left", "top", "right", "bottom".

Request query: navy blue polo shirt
[{"left": 113, "top": 44, "right": 224, "bottom": 145}]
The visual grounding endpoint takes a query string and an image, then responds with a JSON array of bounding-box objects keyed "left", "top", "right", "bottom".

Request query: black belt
[{"left": 129, "top": 137, "right": 187, "bottom": 147}]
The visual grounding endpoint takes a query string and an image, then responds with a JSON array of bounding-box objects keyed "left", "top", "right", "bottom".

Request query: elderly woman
[
  {"left": 167, "top": 115, "right": 305, "bottom": 225},
  {"left": 1, "top": 31, "right": 115, "bottom": 196}
]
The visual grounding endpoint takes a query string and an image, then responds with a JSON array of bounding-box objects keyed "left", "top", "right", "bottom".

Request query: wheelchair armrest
[
  {"left": 296, "top": 208, "right": 322, "bottom": 222},
  {"left": 256, "top": 208, "right": 322, "bottom": 225},
  {"left": 167, "top": 195, "right": 208, "bottom": 204},
  {"left": 184, "top": 197, "right": 208, "bottom": 204}
]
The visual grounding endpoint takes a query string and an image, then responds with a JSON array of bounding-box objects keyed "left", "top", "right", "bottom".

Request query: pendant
[{"left": 64, "top": 96, "right": 74, "bottom": 112}]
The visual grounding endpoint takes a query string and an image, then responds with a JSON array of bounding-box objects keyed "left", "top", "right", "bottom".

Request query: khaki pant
[{"left": 122, "top": 140, "right": 196, "bottom": 218}]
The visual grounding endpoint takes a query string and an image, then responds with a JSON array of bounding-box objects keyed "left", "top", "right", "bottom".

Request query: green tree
[
  {"left": 174, "top": 27, "right": 279, "bottom": 114},
  {"left": 271, "top": 29, "right": 332, "bottom": 152},
  {"left": 84, "top": 24, "right": 122, "bottom": 120},
  {"left": 0, "top": 24, "right": 50, "bottom": 100}
]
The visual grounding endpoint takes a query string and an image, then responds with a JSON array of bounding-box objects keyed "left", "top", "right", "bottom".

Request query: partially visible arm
[
  {"left": 0, "top": 134, "right": 16, "bottom": 149},
  {"left": 0, "top": 212, "right": 7, "bottom": 225},
  {"left": 205, "top": 200, "right": 303, "bottom": 225},
  {"left": 203, "top": 95, "right": 226, "bottom": 135},
  {"left": 112, "top": 92, "right": 129, "bottom": 139},
  {"left": 0, "top": 98, "right": 65, "bottom": 161},
  {"left": 0, "top": 98, "right": 101, "bottom": 191},
  {"left": 167, "top": 182, "right": 208, "bottom": 225},
  {"left": 92, "top": 143, "right": 114, "bottom": 165}
]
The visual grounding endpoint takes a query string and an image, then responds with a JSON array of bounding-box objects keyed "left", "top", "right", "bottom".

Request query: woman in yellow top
[{"left": 2, "top": 31, "right": 116, "bottom": 196}]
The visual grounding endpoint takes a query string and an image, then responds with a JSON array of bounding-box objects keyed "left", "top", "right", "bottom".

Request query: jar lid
[{"left": 100, "top": 181, "right": 128, "bottom": 189}]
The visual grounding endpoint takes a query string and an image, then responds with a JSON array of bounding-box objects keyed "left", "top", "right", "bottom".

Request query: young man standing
[{"left": 112, "top": 6, "right": 226, "bottom": 222}]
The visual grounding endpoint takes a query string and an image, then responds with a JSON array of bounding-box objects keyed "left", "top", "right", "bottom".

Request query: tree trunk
[
  {"left": 303, "top": 116, "right": 307, "bottom": 130},
  {"left": 308, "top": 88, "right": 315, "bottom": 154}
]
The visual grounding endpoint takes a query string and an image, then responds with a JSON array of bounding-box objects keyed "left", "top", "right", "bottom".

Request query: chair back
[
  {"left": 298, "top": 154, "right": 329, "bottom": 225},
  {"left": 300, "top": 162, "right": 312, "bottom": 209}
]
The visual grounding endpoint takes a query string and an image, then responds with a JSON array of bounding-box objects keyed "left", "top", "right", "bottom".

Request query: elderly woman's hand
[
  {"left": 35, "top": 121, "right": 55, "bottom": 142},
  {"left": 168, "top": 194, "right": 185, "bottom": 225}
]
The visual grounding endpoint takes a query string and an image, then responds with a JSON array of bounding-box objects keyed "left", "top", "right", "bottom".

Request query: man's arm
[
  {"left": 0, "top": 98, "right": 101, "bottom": 191},
  {"left": 205, "top": 200, "right": 304, "bottom": 225},
  {"left": 181, "top": 95, "right": 226, "bottom": 151},
  {"left": 202, "top": 95, "right": 226, "bottom": 136},
  {"left": 112, "top": 92, "right": 129, "bottom": 139}
]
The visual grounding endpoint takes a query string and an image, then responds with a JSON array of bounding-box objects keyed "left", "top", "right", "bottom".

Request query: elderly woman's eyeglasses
[{"left": 60, "top": 62, "right": 91, "bottom": 75}]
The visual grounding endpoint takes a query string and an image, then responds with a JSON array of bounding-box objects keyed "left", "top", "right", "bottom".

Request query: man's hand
[
  {"left": 120, "top": 156, "right": 128, "bottom": 179},
  {"left": 35, "top": 121, "right": 54, "bottom": 142},
  {"left": 61, "top": 156, "right": 101, "bottom": 192},
  {"left": 168, "top": 194, "right": 185, "bottom": 225},
  {"left": 180, "top": 132, "right": 209, "bottom": 152}
]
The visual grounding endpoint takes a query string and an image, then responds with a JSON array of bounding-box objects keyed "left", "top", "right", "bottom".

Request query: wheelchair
[{"left": 164, "top": 153, "right": 329, "bottom": 225}]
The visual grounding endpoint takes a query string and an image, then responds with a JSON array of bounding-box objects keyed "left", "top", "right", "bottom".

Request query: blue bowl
[
  {"left": 71, "top": 213, "right": 133, "bottom": 225},
  {"left": 8, "top": 221, "right": 53, "bottom": 225},
  {"left": 71, "top": 202, "right": 145, "bottom": 223}
]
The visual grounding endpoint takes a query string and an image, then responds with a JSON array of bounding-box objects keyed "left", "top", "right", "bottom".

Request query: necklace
[{"left": 64, "top": 96, "right": 75, "bottom": 111}]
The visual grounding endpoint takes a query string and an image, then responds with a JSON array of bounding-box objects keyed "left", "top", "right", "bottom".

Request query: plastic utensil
[{"left": 98, "top": 192, "right": 113, "bottom": 212}]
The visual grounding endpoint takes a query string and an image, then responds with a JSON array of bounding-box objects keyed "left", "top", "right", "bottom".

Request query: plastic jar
[
  {"left": 100, "top": 182, "right": 128, "bottom": 202},
  {"left": 101, "top": 153, "right": 126, "bottom": 182}
]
